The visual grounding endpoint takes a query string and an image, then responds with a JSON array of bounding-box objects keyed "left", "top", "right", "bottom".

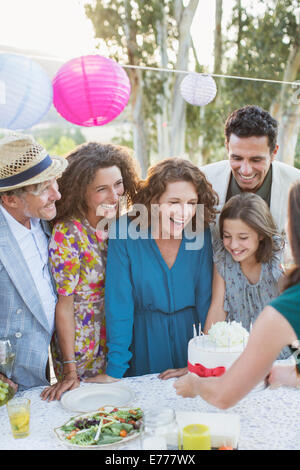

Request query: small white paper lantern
[{"left": 180, "top": 73, "right": 217, "bottom": 106}]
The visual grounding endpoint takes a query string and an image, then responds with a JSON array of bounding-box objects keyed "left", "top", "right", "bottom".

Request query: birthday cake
[{"left": 188, "top": 321, "right": 249, "bottom": 377}]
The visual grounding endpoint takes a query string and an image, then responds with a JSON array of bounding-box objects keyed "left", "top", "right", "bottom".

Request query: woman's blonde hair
[{"left": 219, "top": 193, "right": 283, "bottom": 263}]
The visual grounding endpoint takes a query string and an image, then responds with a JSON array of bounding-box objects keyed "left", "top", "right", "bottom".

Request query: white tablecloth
[{"left": 1, "top": 373, "right": 300, "bottom": 450}]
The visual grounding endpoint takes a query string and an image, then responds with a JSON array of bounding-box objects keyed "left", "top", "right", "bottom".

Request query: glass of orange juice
[{"left": 6, "top": 397, "right": 30, "bottom": 438}]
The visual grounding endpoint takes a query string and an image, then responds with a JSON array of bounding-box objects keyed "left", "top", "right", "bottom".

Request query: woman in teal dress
[
  {"left": 87, "top": 158, "right": 219, "bottom": 382},
  {"left": 175, "top": 180, "right": 300, "bottom": 407}
]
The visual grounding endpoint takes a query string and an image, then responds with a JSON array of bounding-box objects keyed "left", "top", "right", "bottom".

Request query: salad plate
[
  {"left": 54, "top": 406, "right": 143, "bottom": 449},
  {"left": 60, "top": 383, "right": 135, "bottom": 413}
]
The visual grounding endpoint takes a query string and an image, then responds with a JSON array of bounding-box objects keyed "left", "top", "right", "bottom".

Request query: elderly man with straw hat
[{"left": 0, "top": 133, "right": 67, "bottom": 390}]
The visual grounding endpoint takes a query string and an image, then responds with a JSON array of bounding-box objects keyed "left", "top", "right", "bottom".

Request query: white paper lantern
[
  {"left": 180, "top": 73, "right": 217, "bottom": 106},
  {"left": 0, "top": 53, "right": 53, "bottom": 130}
]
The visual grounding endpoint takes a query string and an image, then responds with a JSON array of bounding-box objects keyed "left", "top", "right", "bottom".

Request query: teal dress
[
  {"left": 105, "top": 217, "right": 213, "bottom": 378},
  {"left": 269, "top": 282, "right": 300, "bottom": 372}
]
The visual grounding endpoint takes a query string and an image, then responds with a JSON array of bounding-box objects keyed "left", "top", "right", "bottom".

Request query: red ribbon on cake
[{"left": 188, "top": 361, "right": 226, "bottom": 377}]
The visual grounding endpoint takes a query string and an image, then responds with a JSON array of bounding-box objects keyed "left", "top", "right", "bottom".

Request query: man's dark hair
[{"left": 224, "top": 105, "right": 278, "bottom": 153}]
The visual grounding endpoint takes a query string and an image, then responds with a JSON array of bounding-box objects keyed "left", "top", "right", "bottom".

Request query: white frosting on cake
[
  {"left": 188, "top": 321, "right": 249, "bottom": 372},
  {"left": 208, "top": 321, "right": 249, "bottom": 348},
  {"left": 188, "top": 322, "right": 266, "bottom": 391},
  {"left": 188, "top": 336, "right": 243, "bottom": 370}
]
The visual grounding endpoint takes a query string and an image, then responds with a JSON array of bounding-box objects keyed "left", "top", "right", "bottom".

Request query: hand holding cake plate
[{"left": 187, "top": 321, "right": 266, "bottom": 391}]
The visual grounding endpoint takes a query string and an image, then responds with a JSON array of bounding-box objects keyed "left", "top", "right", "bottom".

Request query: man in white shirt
[
  {"left": 201, "top": 105, "right": 300, "bottom": 238},
  {"left": 0, "top": 133, "right": 68, "bottom": 390}
]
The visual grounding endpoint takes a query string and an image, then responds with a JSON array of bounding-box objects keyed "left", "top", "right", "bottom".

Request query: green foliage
[
  {"left": 0, "top": 127, "right": 86, "bottom": 157},
  {"left": 85, "top": 0, "right": 177, "bottom": 120},
  {"left": 224, "top": 0, "right": 299, "bottom": 109},
  {"left": 111, "top": 133, "right": 133, "bottom": 149},
  {"left": 32, "top": 126, "right": 86, "bottom": 156},
  {"left": 199, "top": 0, "right": 300, "bottom": 163},
  {"left": 294, "top": 135, "right": 300, "bottom": 169},
  {"left": 85, "top": 0, "right": 174, "bottom": 65},
  {"left": 85, "top": 0, "right": 300, "bottom": 165}
]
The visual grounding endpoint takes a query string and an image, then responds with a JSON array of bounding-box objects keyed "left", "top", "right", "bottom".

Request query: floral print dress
[{"left": 49, "top": 218, "right": 108, "bottom": 380}]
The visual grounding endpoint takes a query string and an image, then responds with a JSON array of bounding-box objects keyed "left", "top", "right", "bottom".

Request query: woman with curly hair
[
  {"left": 41, "top": 142, "right": 139, "bottom": 401},
  {"left": 87, "top": 157, "right": 219, "bottom": 383}
]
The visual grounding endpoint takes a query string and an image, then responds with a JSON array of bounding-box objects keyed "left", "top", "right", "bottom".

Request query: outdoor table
[{"left": 1, "top": 372, "right": 299, "bottom": 450}]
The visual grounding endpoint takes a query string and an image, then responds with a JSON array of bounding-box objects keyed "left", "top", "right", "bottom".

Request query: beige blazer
[{"left": 201, "top": 160, "right": 300, "bottom": 234}]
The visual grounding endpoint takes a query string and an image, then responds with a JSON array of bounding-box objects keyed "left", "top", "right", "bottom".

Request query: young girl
[{"left": 204, "top": 192, "right": 285, "bottom": 334}]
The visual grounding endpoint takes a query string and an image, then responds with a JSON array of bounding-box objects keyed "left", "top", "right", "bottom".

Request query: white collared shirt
[{"left": 0, "top": 205, "right": 56, "bottom": 333}]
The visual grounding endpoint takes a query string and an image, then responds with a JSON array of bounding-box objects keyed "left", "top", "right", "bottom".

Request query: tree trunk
[
  {"left": 170, "top": 0, "right": 199, "bottom": 157},
  {"left": 123, "top": 0, "right": 150, "bottom": 177},
  {"left": 132, "top": 76, "right": 149, "bottom": 177},
  {"left": 270, "top": 23, "right": 300, "bottom": 164},
  {"left": 236, "top": 0, "right": 242, "bottom": 63},
  {"left": 212, "top": 0, "right": 223, "bottom": 109},
  {"left": 198, "top": 0, "right": 223, "bottom": 165},
  {"left": 214, "top": 0, "right": 223, "bottom": 75},
  {"left": 276, "top": 102, "right": 300, "bottom": 166},
  {"left": 156, "top": 8, "right": 171, "bottom": 160}
]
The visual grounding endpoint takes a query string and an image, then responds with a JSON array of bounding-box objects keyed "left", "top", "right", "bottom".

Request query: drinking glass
[
  {"left": 180, "top": 424, "right": 211, "bottom": 450},
  {"left": 0, "top": 339, "right": 15, "bottom": 379},
  {"left": 6, "top": 397, "right": 31, "bottom": 438}
]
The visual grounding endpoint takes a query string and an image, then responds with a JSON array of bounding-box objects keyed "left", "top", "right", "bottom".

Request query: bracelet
[{"left": 62, "top": 359, "right": 76, "bottom": 364}]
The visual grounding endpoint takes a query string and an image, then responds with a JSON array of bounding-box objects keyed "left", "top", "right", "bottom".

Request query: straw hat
[{"left": 0, "top": 133, "right": 68, "bottom": 192}]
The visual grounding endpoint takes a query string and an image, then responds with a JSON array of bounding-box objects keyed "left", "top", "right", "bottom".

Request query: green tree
[
  {"left": 211, "top": 0, "right": 300, "bottom": 164},
  {"left": 32, "top": 126, "right": 86, "bottom": 156},
  {"left": 195, "top": 0, "right": 300, "bottom": 165},
  {"left": 85, "top": 0, "right": 199, "bottom": 175},
  {"left": 84, "top": 0, "right": 300, "bottom": 168}
]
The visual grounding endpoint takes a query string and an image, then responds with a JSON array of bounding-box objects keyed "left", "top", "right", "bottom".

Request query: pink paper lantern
[{"left": 52, "top": 55, "right": 131, "bottom": 127}]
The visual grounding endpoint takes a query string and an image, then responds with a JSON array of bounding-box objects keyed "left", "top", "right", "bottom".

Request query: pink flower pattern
[{"left": 49, "top": 217, "right": 108, "bottom": 380}]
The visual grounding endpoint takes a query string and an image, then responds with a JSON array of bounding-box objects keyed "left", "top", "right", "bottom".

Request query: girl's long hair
[{"left": 219, "top": 192, "right": 283, "bottom": 263}]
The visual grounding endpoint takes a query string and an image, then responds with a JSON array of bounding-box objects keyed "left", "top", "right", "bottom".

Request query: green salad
[{"left": 58, "top": 407, "right": 143, "bottom": 447}]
